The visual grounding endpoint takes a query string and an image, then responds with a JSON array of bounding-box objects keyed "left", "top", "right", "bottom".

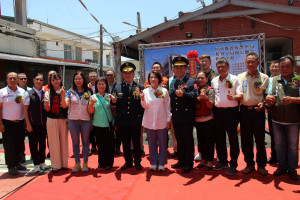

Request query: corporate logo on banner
[{"left": 144, "top": 40, "right": 259, "bottom": 78}]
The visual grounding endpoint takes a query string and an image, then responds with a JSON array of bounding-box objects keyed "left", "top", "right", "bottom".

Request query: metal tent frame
[{"left": 138, "top": 33, "right": 265, "bottom": 83}]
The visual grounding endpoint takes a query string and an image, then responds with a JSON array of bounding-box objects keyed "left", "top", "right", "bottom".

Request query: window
[
  {"left": 75, "top": 47, "right": 82, "bottom": 62},
  {"left": 64, "top": 44, "right": 72, "bottom": 60},
  {"left": 106, "top": 54, "right": 111, "bottom": 66},
  {"left": 93, "top": 51, "right": 99, "bottom": 63},
  {"left": 39, "top": 42, "right": 46, "bottom": 56}
]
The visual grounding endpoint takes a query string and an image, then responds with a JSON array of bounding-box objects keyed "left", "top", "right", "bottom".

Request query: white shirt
[
  {"left": 91, "top": 85, "right": 95, "bottom": 94},
  {"left": 211, "top": 73, "right": 243, "bottom": 108},
  {"left": 0, "top": 86, "right": 29, "bottom": 120},
  {"left": 141, "top": 86, "right": 171, "bottom": 130},
  {"left": 33, "top": 87, "right": 43, "bottom": 100}
]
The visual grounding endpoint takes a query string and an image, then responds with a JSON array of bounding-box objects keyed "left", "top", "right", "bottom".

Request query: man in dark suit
[
  {"left": 168, "top": 56, "right": 197, "bottom": 174},
  {"left": 113, "top": 62, "right": 144, "bottom": 170},
  {"left": 105, "top": 70, "right": 120, "bottom": 155}
]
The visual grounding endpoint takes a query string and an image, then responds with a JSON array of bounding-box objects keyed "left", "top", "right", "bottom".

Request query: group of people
[{"left": 0, "top": 52, "right": 299, "bottom": 181}]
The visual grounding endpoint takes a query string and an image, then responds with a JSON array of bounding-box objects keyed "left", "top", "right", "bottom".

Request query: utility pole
[
  {"left": 99, "top": 24, "right": 103, "bottom": 76},
  {"left": 15, "top": 0, "right": 27, "bottom": 26},
  {"left": 137, "top": 12, "right": 142, "bottom": 33}
]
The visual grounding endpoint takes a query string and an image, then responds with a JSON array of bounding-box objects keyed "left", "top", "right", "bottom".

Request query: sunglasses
[
  {"left": 35, "top": 78, "right": 44, "bottom": 81},
  {"left": 19, "top": 78, "right": 27, "bottom": 80},
  {"left": 106, "top": 74, "right": 113, "bottom": 77}
]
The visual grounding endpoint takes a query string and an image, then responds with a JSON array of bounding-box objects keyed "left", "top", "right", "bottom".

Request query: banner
[{"left": 144, "top": 40, "right": 259, "bottom": 79}]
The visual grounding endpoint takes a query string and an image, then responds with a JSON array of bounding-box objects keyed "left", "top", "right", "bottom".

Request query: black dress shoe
[
  {"left": 9, "top": 168, "right": 19, "bottom": 175},
  {"left": 61, "top": 167, "right": 68, "bottom": 170},
  {"left": 205, "top": 166, "right": 213, "bottom": 171},
  {"left": 16, "top": 164, "right": 27, "bottom": 171},
  {"left": 121, "top": 163, "right": 133, "bottom": 170},
  {"left": 135, "top": 163, "right": 142, "bottom": 170},
  {"left": 171, "top": 162, "right": 184, "bottom": 169},
  {"left": 196, "top": 163, "right": 206, "bottom": 168},
  {"left": 182, "top": 167, "right": 192, "bottom": 174},
  {"left": 267, "top": 157, "right": 277, "bottom": 164},
  {"left": 273, "top": 167, "right": 287, "bottom": 176},
  {"left": 288, "top": 169, "right": 299, "bottom": 180}
]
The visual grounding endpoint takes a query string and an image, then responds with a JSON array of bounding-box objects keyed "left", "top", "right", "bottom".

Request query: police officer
[
  {"left": 168, "top": 56, "right": 197, "bottom": 174},
  {"left": 113, "top": 62, "right": 144, "bottom": 170}
]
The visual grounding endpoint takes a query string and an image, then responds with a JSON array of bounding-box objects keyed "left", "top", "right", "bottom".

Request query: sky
[{"left": 1, "top": 0, "right": 212, "bottom": 44}]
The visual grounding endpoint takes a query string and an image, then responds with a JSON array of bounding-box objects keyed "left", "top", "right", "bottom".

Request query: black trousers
[
  {"left": 93, "top": 126, "right": 115, "bottom": 167},
  {"left": 114, "top": 128, "right": 122, "bottom": 151},
  {"left": 267, "top": 111, "right": 277, "bottom": 159},
  {"left": 195, "top": 119, "right": 215, "bottom": 162},
  {"left": 119, "top": 126, "right": 141, "bottom": 165},
  {"left": 28, "top": 125, "right": 47, "bottom": 165},
  {"left": 89, "top": 129, "right": 97, "bottom": 148},
  {"left": 173, "top": 123, "right": 194, "bottom": 168},
  {"left": 2, "top": 119, "right": 24, "bottom": 169},
  {"left": 215, "top": 107, "right": 240, "bottom": 167},
  {"left": 20, "top": 130, "right": 26, "bottom": 159},
  {"left": 240, "top": 105, "right": 267, "bottom": 168}
]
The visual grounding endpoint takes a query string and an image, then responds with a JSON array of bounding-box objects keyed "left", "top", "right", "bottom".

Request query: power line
[
  {"left": 77, "top": 0, "right": 99, "bottom": 24},
  {"left": 243, "top": 15, "right": 300, "bottom": 31}
]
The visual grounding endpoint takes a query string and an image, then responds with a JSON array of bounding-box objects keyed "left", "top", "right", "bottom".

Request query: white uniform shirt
[
  {"left": 141, "top": 86, "right": 171, "bottom": 130},
  {"left": 211, "top": 73, "right": 243, "bottom": 108},
  {"left": 32, "top": 87, "right": 43, "bottom": 100},
  {"left": 0, "top": 86, "right": 29, "bottom": 120}
]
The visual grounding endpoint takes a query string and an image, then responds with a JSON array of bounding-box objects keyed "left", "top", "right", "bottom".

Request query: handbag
[{"left": 96, "top": 94, "right": 114, "bottom": 132}]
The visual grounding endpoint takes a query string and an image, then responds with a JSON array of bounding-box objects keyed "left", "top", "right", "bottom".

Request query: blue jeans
[
  {"left": 68, "top": 120, "right": 91, "bottom": 164},
  {"left": 145, "top": 128, "right": 168, "bottom": 166},
  {"left": 272, "top": 121, "right": 299, "bottom": 170}
]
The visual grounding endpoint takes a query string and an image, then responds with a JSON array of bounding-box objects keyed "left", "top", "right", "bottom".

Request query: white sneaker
[
  {"left": 33, "top": 165, "right": 41, "bottom": 173},
  {"left": 158, "top": 165, "right": 165, "bottom": 172},
  {"left": 40, "top": 163, "right": 49, "bottom": 170},
  {"left": 150, "top": 165, "right": 157, "bottom": 171},
  {"left": 194, "top": 153, "right": 202, "bottom": 161}
]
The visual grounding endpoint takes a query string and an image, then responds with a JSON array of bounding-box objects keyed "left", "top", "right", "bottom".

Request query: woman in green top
[{"left": 88, "top": 77, "right": 115, "bottom": 170}]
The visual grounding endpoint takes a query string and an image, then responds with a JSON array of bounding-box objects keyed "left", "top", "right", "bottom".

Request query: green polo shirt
[{"left": 92, "top": 93, "right": 114, "bottom": 127}]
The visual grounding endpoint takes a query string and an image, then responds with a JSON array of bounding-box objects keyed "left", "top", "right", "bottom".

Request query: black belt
[
  {"left": 215, "top": 106, "right": 238, "bottom": 111},
  {"left": 241, "top": 104, "right": 257, "bottom": 110},
  {"left": 3, "top": 119, "right": 23, "bottom": 123}
]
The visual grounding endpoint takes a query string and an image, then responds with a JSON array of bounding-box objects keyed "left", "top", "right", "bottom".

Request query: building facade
[
  {"left": 115, "top": 0, "right": 300, "bottom": 81},
  {"left": 0, "top": 16, "right": 114, "bottom": 88}
]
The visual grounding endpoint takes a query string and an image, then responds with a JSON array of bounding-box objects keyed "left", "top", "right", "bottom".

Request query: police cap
[
  {"left": 120, "top": 62, "right": 136, "bottom": 72},
  {"left": 172, "top": 56, "right": 189, "bottom": 66}
]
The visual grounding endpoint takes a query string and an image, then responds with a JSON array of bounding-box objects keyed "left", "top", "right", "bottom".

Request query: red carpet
[{"left": 5, "top": 142, "right": 300, "bottom": 200}]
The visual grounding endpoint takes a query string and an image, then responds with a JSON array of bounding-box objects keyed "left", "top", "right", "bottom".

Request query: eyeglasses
[
  {"left": 105, "top": 74, "right": 113, "bottom": 77},
  {"left": 35, "top": 78, "right": 44, "bottom": 81},
  {"left": 19, "top": 78, "right": 27, "bottom": 80}
]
